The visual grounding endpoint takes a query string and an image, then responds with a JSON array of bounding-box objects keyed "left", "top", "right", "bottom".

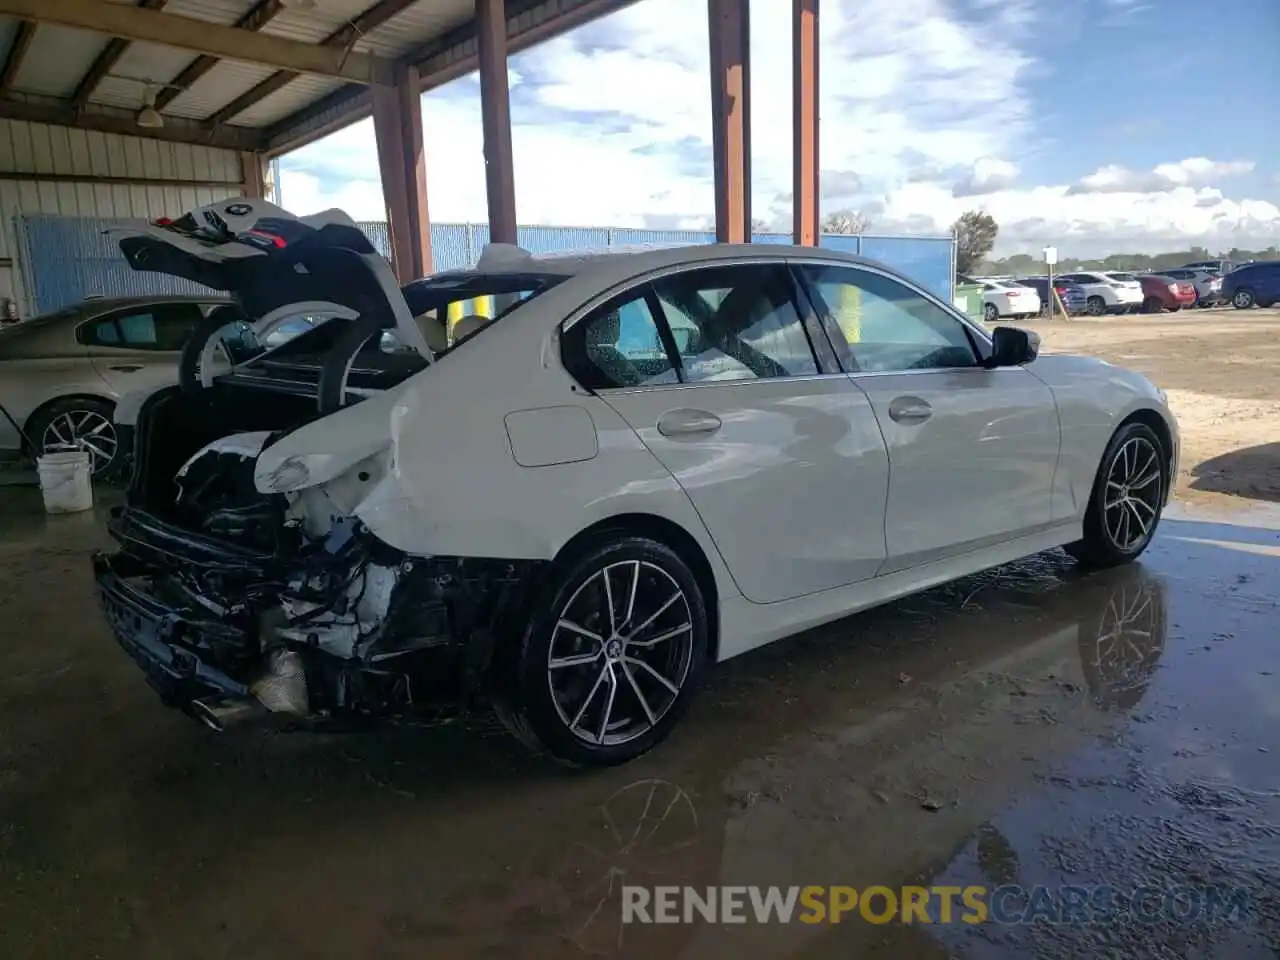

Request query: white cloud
[
  {"left": 278, "top": 0, "right": 1280, "bottom": 258},
  {"left": 953, "top": 158, "right": 1020, "bottom": 197},
  {"left": 1069, "top": 158, "right": 1256, "bottom": 195}
]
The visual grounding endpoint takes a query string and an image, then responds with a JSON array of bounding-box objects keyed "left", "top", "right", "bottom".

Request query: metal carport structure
[{"left": 0, "top": 0, "right": 820, "bottom": 289}]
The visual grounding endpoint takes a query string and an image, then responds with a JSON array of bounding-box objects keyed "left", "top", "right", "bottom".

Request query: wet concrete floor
[{"left": 0, "top": 489, "right": 1276, "bottom": 959}]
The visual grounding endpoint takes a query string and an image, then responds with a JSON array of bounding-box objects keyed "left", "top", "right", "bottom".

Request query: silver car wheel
[
  {"left": 41, "top": 409, "right": 117, "bottom": 474},
  {"left": 1102, "top": 436, "right": 1161, "bottom": 552},
  {"left": 547, "top": 559, "right": 694, "bottom": 747}
]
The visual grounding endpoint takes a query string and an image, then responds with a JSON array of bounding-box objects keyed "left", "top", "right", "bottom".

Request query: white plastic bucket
[{"left": 36, "top": 450, "right": 94, "bottom": 514}]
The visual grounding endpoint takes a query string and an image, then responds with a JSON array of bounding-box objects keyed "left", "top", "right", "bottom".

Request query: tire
[
  {"left": 1142, "top": 296, "right": 1163, "bottom": 314},
  {"left": 983, "top": 302, "right": 998, "bottom": 323},
  {"left": 500, "top": 536, "right": 710, "bottom": 767},
  {"left": 1086, "top": 295, "right": 1106, "bottom": 316},
  {"left": 1065, "top": 422, "right": 1166, "bottom": 569},
  {"left": 1232, "top": 288, "right": 1256, "bottom": 309},
  {"left": 24, "top": 397, "right": 122, "bottom": 478}
]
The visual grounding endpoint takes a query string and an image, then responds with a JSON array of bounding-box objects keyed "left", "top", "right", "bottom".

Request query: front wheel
[
  {"left": 500, "top": 536, "right": 710, "bottom": 766},
  {"left": 1142, "top": 296, "right": 1163, "bottom": 314},
  {"left": 1065, "top": 422, "right": 1166, "bottom": 568},
  {"left": 983, "top": 302, "right": 998, "bottom": 322}
]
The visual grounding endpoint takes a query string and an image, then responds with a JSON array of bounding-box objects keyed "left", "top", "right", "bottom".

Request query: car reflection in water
[{"left": 542, "top": 561, "right": 1169, "bottom": 959}]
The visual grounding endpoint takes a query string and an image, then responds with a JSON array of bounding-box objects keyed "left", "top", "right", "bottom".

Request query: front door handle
[
  {"left": 657, "top": 408, "right": 722, "bottom": 438},
  {"left": 108, "top": 364, "right": 143, "bottom": 372},
  {"left": 888, "top": 396, "right": 932, "bottom": 424}
]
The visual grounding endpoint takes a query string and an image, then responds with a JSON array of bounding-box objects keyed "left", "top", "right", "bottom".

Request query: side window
[
  {"left": 86, "top": 303, "right": 202, "bottom": 351},
  {"left": 563, "top": 292, "right": 679, "bottom": 390},
  {"left": 651, "top": 264, "right": 818, "bottom": 383},
  {"left": 78, "top": 317, "right": 120, "bottom": 346},
  {"left": 800, "top": 265, "right": 979, "bottom": 373}
]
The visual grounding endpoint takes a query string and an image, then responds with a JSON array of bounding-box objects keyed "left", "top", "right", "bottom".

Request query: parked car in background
[
  {"left": 0, "top": 297, "right": 249, "bottom": 476},
  {"left": 1160, "top": 268, "right": 1224, "bottom": 307},
  {"left": 1016, "top": 276, "right": 1088, "bottom": 315},
  {"left": 1057, "top": 272, "right": 1145, "bottom": 316},
  {"left": 978, "top": 279, "right": 1041, "bottom": 321},
  {"left": 1222, "top": 260, "right": 1280, "bottom": 309},
  {"left": 1179, "top": 259, "right": 1236, "bottom": 276},
  {"left": 1138, "top": 274, "right": 1197, "bottom": 313}
]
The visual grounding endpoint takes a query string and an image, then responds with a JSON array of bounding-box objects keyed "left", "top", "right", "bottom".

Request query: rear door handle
[
  {"left": 657, "top": 408, "right": 722, "bottom": 437},
  {"left": 108, "top": 364, "right": 143, "bottom": 372},
  {"left": 888, "top": 396, "right": 932, "bottom": 424}
]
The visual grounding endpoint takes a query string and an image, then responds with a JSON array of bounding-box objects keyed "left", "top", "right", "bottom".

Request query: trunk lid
[{"left": 106, "top": 200, "right": 432, "bottom": 361}]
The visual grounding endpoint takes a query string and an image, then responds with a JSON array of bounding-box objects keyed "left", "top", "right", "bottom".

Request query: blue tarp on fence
[{"left": 16, "top": 214, "right": 954, "bottom": 315}]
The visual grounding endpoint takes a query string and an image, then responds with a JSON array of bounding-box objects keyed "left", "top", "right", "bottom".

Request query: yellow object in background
[
  {"left": 446, "top": 296, "right": 496, "bottom": 339},
  {"left": 835, "top": 284, "right": 862, "bottom": 343}
]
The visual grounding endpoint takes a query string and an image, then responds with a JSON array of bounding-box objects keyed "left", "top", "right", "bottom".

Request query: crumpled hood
[{"left": 105, "top": 199, "right": 431, "bottom": 359}]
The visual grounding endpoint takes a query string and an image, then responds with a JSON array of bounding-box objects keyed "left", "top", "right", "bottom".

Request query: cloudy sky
[{"left": 278, "top": 0, "right": 1280, "bottom": 258}]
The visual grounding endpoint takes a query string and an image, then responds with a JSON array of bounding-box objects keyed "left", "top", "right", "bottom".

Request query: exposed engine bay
[{"left": 93, "top": 201, "right": 551, "bottom": 730}]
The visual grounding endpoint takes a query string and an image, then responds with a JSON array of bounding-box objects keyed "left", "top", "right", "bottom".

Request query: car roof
[{"left": 460, "top": 241, "right": 894, "bottom": 283}]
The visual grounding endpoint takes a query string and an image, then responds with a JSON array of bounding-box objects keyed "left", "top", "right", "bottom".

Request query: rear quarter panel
[{"left": 0, "top": 357, "right": 112, "bottom": 451}]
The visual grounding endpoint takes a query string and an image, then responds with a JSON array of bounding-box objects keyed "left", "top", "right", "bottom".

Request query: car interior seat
[
  {"left": 452, "top": 312, "right": 491, "bottom": 343},
  {"left": 416, "top": 311, "right": 448, "bottom": 354},
  {"left": 585, "top": 310, "right": 643, "bottom": 386}
]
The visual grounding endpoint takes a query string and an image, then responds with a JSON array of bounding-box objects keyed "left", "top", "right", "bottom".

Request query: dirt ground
[
  {"left": 0, "top": 308, "right": 1278, "bottom": 958},
  {"left": 1023, "top": 306, "right": 1280, "bottom": 505}
]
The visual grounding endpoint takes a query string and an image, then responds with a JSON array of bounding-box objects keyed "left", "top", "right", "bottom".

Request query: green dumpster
[{"left": 953, "top": 283, "right": 985, "bottom": 321}]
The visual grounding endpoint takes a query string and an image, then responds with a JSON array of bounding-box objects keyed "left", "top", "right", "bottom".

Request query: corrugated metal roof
[
  {"left": 354, "top": 0, "right": 474, "bottom": 58},
  {"left": 161, "top": 59, "right": 280, "bottom": 120},
  {"left": 230, "top": 74, "right": 348, "bottom": 128},
  {"left": 11, "top": 26, "right": 111, "bottom": 99},
  {"left": 0, "top": 0, "right": 629, "bottom": 142}
]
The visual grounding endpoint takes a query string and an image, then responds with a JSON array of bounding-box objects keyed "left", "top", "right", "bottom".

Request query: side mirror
[{"left": 985, "top": 326, "right": 1040, "bottom": 368}]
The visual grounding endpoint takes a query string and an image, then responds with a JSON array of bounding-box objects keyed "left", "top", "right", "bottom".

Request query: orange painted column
[
  {"left": 708, "top": 0, "right": 751, "bottom": 243},
  {"left": 792, "top": 0, "right": 819, "bottom": 246},
  {"left": 372, "top": 64, "right": 434, "bottom": 281},
  {"left": 477, "top": 0, "right": 518, "bottom": 245}
]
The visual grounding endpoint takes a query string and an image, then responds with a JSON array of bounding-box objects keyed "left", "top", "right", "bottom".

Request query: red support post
[
  {"left": 372, "top": 65, "right": 434, "bottom": 282},
  {"left": 708, "top": 0, "right": 751, "bottom": 244},
  {"left": 792, "top": 0, "right": 819, "bottom": 246},
  {"left": 476, "top": 0, "right": 517, "bottom": 245}
]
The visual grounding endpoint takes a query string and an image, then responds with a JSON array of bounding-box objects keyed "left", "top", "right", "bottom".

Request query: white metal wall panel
[{"left": 0, "top": 119, "right": 243, "bottom": 312}]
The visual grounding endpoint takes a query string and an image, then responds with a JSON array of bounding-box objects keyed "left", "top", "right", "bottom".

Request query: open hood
[{"left": 106, "top": 200, "right": 431, "bottom": 360}]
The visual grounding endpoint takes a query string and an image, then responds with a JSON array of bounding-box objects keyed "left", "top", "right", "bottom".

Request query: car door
[
  {"left": 797, "top": 262, "right": 1061, "bottom": 575},
  {"left": 563, "top": 261, "right": 891, "bottom": 604},
  {"left": 82, "top": 301, "right": 207, "bottom": 397}
]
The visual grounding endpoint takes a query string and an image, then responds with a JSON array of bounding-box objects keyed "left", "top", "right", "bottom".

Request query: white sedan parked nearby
[
  {"left": 979, "top": 279, "right": 1042, "bottom": 321},
  {"left": 1058, "top": 271, "right": 1145, "bottom": 316},
  {"left": 93, "top": 201, "right": 1180, "bottom": 767}
]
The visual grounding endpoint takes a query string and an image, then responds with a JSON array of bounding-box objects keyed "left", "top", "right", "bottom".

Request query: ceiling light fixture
[
  {"left": 278, "top": 0, "right": 319, "bottom": 10},
  {"left": 136, "top": 85, "right": 164, "bottom": 129}
]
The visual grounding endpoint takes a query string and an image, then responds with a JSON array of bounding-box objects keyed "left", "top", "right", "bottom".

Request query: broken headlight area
[{"left": 95, "top": 504, "right": 543, "bottom": 731}]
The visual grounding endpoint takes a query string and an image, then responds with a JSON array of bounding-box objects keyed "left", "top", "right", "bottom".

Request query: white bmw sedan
[{"left": 94, "top": 205, "right": 1178, "bottom": 767}]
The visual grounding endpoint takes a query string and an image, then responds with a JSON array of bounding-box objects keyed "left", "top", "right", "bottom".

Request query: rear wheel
[
  {"left": 499, "top": 536, "right": 709, "bottom": 767},
  {"left": 25, "top": 397, "right": 120, "bottom": 478},
  {"left": 1232, "top": 288, "right": 1256, "bottom": 309},
  {"left": 1065, "top": 422, "right": 1166, "bottom": 568},
  {"left": 1086, "top": 295, "right": 1106, "bottom": 316}
]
